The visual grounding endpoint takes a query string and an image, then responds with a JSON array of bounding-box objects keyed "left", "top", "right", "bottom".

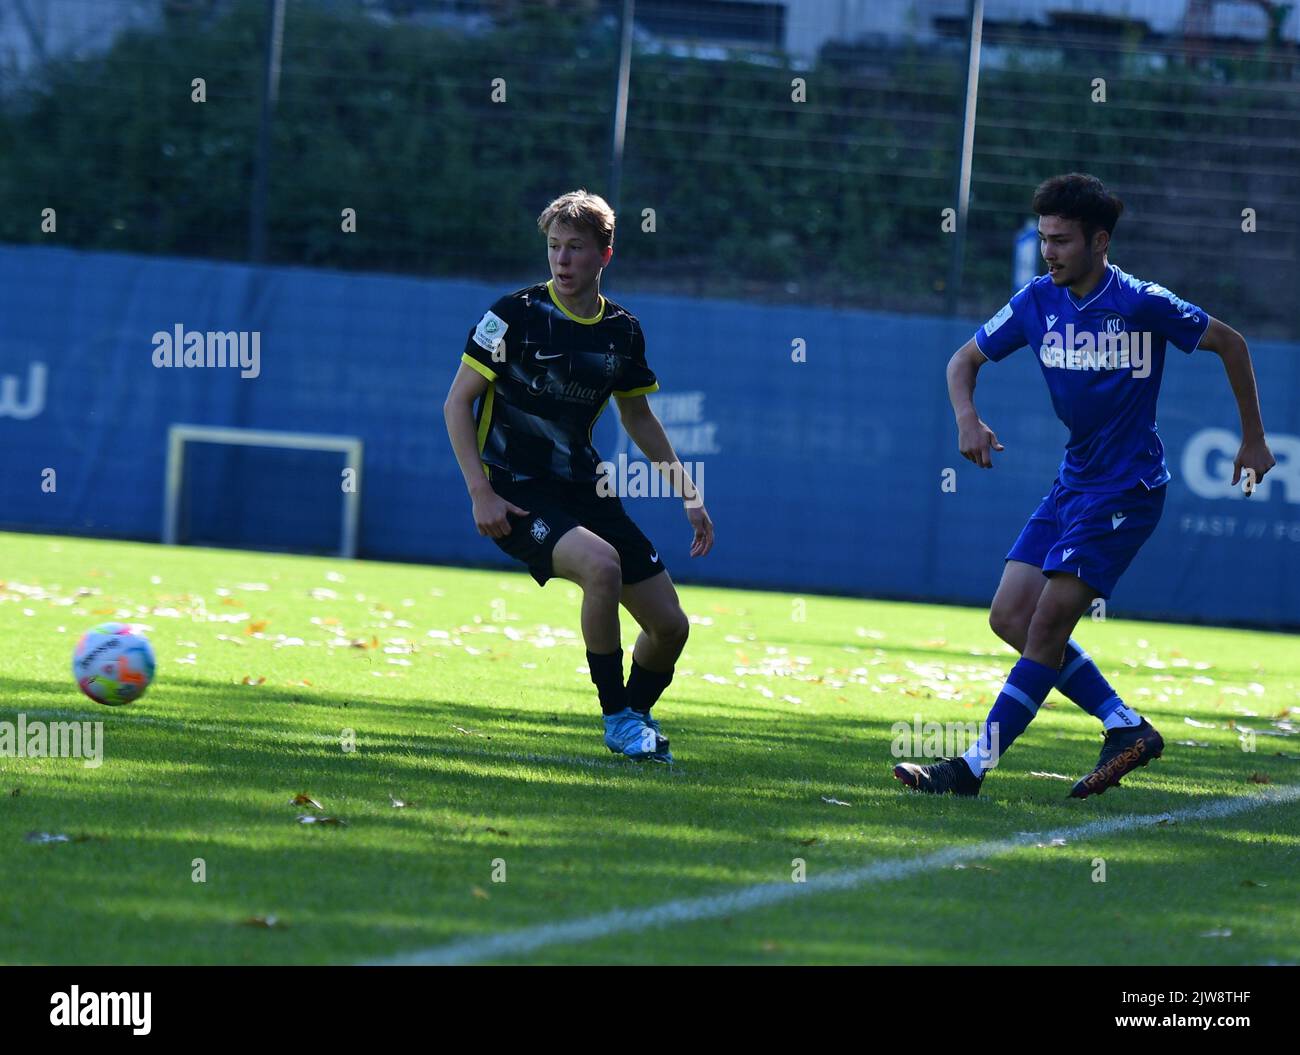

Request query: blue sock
[
  {"left": 1055, "top": 638, "right": 1129, "bottom": 723},
  {"left": 964, "top": 657, "right": 1060, "bottom": 776}
]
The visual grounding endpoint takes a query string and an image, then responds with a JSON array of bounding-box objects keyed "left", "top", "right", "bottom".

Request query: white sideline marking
[{"left": 369, "top": 784, "right": 1300, "bottom": 965}]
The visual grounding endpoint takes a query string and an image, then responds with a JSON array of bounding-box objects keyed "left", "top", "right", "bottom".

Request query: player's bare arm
[
  {"left": 946, "top": 336, "right": 1005, "bottom": 469},
  {"left": 1196, "top": 316, "right": 1276, "bottom": 492},
  {"left": 442, "top": 362, "right": 529, "bottom": 537},
  {"left": 615, "top": 393, "right": 714, "bottom": 557}
]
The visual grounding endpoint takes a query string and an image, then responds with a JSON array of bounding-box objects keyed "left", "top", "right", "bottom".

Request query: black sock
[
  {"left": 587, "top": 648, "right": 627, "bottom": 715},
  {"left": 627, "top": 659, "right": 674, "bottom": 714}
]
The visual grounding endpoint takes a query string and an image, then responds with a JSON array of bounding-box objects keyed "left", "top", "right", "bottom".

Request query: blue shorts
[{"left": 1005, "top": 478, "right": 1166, "bottom": 599}]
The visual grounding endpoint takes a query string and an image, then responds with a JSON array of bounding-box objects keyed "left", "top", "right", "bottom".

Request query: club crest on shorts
[{"left": 530, "top": 518, "right": 550, "bottom": 543}]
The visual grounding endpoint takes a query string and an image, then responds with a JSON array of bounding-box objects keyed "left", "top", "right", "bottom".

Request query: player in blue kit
[{"left": 894, "top": 173, "right": 1276, "bottom": 798}]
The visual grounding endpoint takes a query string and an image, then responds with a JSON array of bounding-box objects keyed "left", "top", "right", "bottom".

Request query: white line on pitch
[{"left": 368, "top": 784, "right": 1300, "bottom": 966}]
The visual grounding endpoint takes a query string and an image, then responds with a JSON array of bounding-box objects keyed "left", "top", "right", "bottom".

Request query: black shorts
[{"left": 487, "top": 474, "right": 666, "bottom": 587}]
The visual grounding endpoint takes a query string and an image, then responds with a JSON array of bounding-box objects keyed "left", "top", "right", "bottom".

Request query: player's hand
[
  {"left": 958, "top": 418, "right": 1005, "bottom": 468},
  {"left": 1233, "top": 435, "right": 1275, "bottom": 497},
  {"left": 472, "top": 490, "right": 528, "bottom": 538},
  {"left": 685, "top": 501, "right": 713, "bottom": 557}
]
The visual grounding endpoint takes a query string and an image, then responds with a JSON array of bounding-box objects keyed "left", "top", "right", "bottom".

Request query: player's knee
[
  {"left": 988, "top": 605, "right": 1027, "bottom": 648},
  {"left": 651, "top": 607, "right": 689, "bottom": 648}
]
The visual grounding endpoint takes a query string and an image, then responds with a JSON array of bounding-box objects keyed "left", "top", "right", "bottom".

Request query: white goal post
[{"left": 162, "top": 424, "right": 363, "bottom": 558}]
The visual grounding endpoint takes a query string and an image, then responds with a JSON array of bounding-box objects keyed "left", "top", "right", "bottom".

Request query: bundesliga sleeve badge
[{"left": 472, "top": 310, "right": 508, "bottom": 354}]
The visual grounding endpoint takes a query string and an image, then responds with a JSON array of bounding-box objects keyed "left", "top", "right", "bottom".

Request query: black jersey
[{"left": 460, "top": 280, "right": 659, "bottom": 483}]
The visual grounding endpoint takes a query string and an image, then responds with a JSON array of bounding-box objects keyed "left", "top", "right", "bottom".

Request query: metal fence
[{"left": 1, "top": 0, "right": 1296, "bottom": 332}]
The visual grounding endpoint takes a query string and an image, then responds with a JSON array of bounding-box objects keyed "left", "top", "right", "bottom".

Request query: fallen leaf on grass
[
  {"left": 245, "top": 620, "right": 268, "bottom": 635},
  {"left": 291, "top": 793, "right": 323, "bottom": 809},
  {"left": 25, "top": 831, "right": 69, "bottom": 844},
  {"left": 241, "top": 675, "right": 266, "bottom": 686},
  {"left": 472, "top": 886, "right": 490, "bottom": 900},
  {"left": 820, "top": 796, "right": 852, "bottom": 807}
]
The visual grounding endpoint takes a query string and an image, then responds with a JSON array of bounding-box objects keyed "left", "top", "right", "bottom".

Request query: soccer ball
[{"left": 72, "top": 622, "right": 156, "bottom": 705}]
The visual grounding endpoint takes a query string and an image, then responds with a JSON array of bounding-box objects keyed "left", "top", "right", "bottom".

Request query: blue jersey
[{"left": 974, "top": 263, "right": 1210, "bottom": 493}]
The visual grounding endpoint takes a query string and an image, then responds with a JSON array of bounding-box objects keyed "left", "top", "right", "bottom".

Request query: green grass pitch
[{"left": 2, "top": 530, "right": 1297, "bottom": 965}]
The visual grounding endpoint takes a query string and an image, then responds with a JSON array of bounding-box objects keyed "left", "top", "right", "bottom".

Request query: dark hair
[{"left": 1032, "top": 173, "right": 1124, "bottom": 242}]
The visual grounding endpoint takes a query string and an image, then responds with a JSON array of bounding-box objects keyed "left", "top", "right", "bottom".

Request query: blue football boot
[
  {"left": 603, "top": 707, "right": 668, "bottom": 761},
  {"left": 639, "top": 710, "right": 673, "bottom": 763}
]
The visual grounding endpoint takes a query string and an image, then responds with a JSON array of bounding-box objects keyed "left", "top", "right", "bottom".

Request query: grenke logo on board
[{"left": 1182, "top": 428, "right": 1298, "bottom": 503}]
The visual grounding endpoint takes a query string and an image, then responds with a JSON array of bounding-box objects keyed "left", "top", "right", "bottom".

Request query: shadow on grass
[{"left": 3, "top": 669, "right": 1297, "bottom": 965}]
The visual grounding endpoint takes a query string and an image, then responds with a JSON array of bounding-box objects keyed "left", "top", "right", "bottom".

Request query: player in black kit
[{"left": 443, "top": 190, "right": 714, "bottom": 762}]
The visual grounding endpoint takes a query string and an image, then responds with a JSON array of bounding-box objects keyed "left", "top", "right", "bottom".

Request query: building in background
[
  {"left": 12, "top": 0, "right": 1291, "bottom": 74},
  {"left": 0, "top": 0, "right": 162, "bottom": 79},
  {"left": 623, "top": 0, "right": 1300, "bottom": 59}
]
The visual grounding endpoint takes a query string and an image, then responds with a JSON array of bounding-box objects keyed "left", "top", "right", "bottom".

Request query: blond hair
[{"left": 536, "top": 189, "right": 615, "bottom": 251}]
